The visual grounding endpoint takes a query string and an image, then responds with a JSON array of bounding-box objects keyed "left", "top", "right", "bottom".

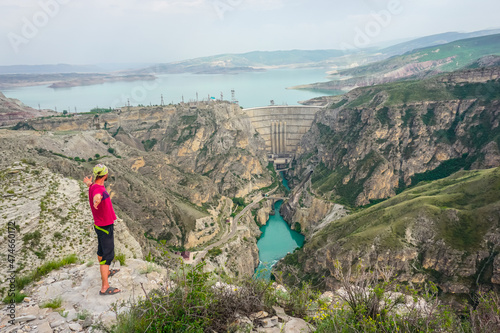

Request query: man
[{"left": 83, "top": 164, "right": 121, "bottom": 295}]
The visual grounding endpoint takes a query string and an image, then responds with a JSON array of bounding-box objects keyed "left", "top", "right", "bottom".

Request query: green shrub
[
  {"left": 15, "top": 254, "right": 78, "bottom": 293},
  {"left": 22, "top": 230, "right": 41, "bottom": 247},
  {"left": 77, "top": 309, "right": 91, "bottom": 320},
  {"left": 41, "top": 296, "right": 62, "bottom": 309},
  {"left": 2, "top": 290, "right": 27, "bottom": 304},
  {"left": 142, "top": 139, "right": 158, "bottom": 152},
  {"left": 113, "top": 263, "right": 282, "bottom": 333},
  {"left": 232, "top": 197, "right": 246, "bottom": 207},
  {"left": 208, "top": 247, "right": 222, "bottom": 258},
  {"left": 115, "top": 253, "right": 126, "bottom": 266}
]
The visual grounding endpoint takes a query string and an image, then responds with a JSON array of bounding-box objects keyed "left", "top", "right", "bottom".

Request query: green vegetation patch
[
  {"left": 452, "top": 79, "right": 500, "bottom": 101},
  {"left": 409, "top": 154, "right": 475, "bottom": 187},
  {"left": 422, "top": 107, "right": 436, "bottom": 126},
  {"left": 312, "top": 151, "right": 384, "bottom": 207},
  {"left": 3, "top": 254, "right": 78, "bottom": 303},
  {"left": 142, "top": 138, "right": 158, "bottom": 152},
  {"left": 344, "top": 76, "right": 500, "bottom": 109},
  {"left": 208, "top": 247, "right": 222, "bottom": 258},
  {"left": 41, "top": 296, "right": 63, "bottom": 309},
  {"left": 181, "top": 114, "right": 198, "bottom": 125},
  {"left": 375, "top": 107, "right": 391, "bottom": 126},
  {"left": 401, "top": 107, "right": 416, "bottom": 127},
  {"left": 331, "top": 98, "right": 348, "bottom": 109}
]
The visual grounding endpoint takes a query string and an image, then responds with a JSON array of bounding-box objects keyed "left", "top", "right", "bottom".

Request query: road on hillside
[{"left": 192, "top": 186, "right": 281, "bottom": 265}]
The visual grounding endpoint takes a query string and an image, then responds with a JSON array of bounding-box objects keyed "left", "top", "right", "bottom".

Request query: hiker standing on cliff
[{"left": 83, "top": 164, "right": 121, "bottom": 296}]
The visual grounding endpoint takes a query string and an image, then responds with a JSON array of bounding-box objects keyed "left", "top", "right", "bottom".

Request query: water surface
[
  {"left": 255, "top": 201, "right": 304, "bottom": 279},
  {"left": 3, "top": 68, "right": 343, "bottom": 112}
]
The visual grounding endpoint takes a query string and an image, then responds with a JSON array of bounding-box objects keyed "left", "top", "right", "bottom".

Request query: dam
[{"left": 243, "top": 105, "right": 322, "bottom": 168}]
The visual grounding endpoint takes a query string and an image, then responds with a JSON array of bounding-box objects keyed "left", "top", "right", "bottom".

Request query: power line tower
[
  {"left": 127, "top": 99, "right": 130, "bottom": 112},
  {"left": 231, "top": 90, "right": 235, "bottom": 103},
  {"left": 161, "top": 94, "right": 164, "bottom": 106},
  {"left": 220, "top": 92, "right": 223, "bottom": 101}
]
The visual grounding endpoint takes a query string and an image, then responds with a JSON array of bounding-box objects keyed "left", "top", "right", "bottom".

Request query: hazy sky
[{"left": 0, "top": 0, "right": 498, "bottom": 66}]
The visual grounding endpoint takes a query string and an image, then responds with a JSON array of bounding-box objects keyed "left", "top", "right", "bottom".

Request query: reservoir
[
  {"left": 255, "top": 200, "right": 305, "bottom": 279},
  {"left": 2, "top": 68, "right": 342, "bottom": 112}
]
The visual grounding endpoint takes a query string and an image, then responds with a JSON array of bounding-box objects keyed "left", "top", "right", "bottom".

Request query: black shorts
[{"left": 94, "top": 224, "right": 115, "bottom": 265}]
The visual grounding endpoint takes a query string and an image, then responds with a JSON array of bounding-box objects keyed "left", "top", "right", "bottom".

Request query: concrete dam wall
[{"left": 243, "top": 106, "right": 322, "bottom": 154}]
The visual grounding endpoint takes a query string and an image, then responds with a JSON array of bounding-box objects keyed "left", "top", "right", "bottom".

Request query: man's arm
[{"left": 93, "top": 193, "right": 102, "bottom": 210}]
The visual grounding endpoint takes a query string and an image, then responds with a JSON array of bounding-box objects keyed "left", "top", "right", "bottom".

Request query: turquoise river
[{"left": 255, "top": 173, "right": 304, "bottom": 279}]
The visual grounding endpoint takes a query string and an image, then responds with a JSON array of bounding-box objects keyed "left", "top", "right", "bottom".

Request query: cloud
[{"left": 1, "top": 0, "right": 500, "bottom": 65}]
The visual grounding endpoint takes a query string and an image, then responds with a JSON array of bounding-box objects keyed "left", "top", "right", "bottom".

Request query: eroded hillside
[
  {"left": 278, "top": 167, "right": 500, "bottom": 297},
  {"left": 0, "top": 92, "right": 56, "bottom": 127}
]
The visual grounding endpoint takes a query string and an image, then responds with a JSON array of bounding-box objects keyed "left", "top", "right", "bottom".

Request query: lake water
[
  {"left": 255, "top": 200, "right": 305, "bottom": 279},
  {"left": 2, "top": 68, "right": 342, "bottom": 112}
]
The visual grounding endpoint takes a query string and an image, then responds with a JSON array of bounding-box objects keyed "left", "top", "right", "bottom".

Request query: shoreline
[{"left": 0, "top": 74, "right": 156, "bottom": 90}]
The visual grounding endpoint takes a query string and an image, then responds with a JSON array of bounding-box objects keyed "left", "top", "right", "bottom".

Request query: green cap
[{"left": 93, "top": 164, "right": 108, "bottom": 178}]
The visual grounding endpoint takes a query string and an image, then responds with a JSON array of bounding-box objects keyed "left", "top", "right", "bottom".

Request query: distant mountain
[
  {"left": 381, "top": 29, "right": 500, "bottom": 56},
  {"left": 346, "top": 33, "right": 500, "bottom": 76},
  {"left": 0, "top": 63, "right": 158, "bottom": 75},
  {"left": 0, "top": 64, "right": 105, "bottom": 74},
  {"left": 136, "top": 49, "right": 369, "bottom": 75},
  {"left": 296, "top": 33, "right": 500, "bottom": 91}
]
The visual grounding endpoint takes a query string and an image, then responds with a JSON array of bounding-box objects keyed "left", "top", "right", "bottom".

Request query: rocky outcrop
[
  {"left": 0, "top": 259, "right": 166, "bottom": 332},
  {"left": 256, "top": 200, "right": 273, "bottom": 226},
  {"left": 204, "top": 208, "right": 261, "bottom": 278}
]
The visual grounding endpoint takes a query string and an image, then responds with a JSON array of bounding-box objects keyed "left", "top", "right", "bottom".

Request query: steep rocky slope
[
  {"left": 289, "top": 66, "right": 500, "bottom": 207},
  {"left": 277, "top": 167, "right": 500, "bottom": 297},
  {"left": 0, "top": 161, "right": 142, "bottom": 291}
]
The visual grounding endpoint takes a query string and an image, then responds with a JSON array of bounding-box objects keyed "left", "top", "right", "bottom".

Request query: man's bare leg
[{"left": 98, "top": 256, "right": 120, "bottom": 293}]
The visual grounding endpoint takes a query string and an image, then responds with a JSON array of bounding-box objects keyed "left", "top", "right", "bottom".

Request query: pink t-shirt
[{"left": 89, "top": 184, "right": 117, "bottom": 227}]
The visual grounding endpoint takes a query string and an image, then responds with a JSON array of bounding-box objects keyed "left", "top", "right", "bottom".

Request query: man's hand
[
  {"left": 93, "top": 193, "right": 102, "bottom": 209},
  {"left": 83, "top": 175, "right": 93, "bottom": 187}
]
